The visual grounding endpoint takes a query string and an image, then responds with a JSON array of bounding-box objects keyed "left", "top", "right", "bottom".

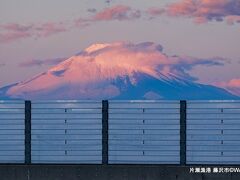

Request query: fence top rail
[
  {"left": 31, "top": 100, "right": 102, "bottom": 103},
  {"left": 109, "top": 100, "right": 180, "bottom": 103},
  {"left": 187, "top": 100, "right": 240, "bottom": 103},
  {"left": 0, "top": 100, "right": 25, "bottom": 104},
  {"left": 0, "top": 100, "right": 239, "bottom": 103}
]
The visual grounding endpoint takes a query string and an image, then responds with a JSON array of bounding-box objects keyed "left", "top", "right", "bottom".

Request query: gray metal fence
[
  {"left": 0, "top": 101, "right": 25, "bottom": 163},
  {"left": 108, "top": 100, "right": 180, "bottom": 164},
  {"left": 31, "top": 100, "right": 102, "bottom": 164},
  {"left": 0, "top": 100, "right": 240, "bottom": 165},
  {"left": 186, "top": 100, "right": 240, "bottom": 164}
]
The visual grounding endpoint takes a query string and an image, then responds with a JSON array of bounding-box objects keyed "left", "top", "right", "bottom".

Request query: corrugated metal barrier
[
  {"left": 187, "top": 100, "right": 240, "bottom": 164},
  {"left": 0, "top": 100, "right": 239, "bottom": 165},
  {"left": 0, "top": 101, "right": 25, "bottom": 163},
  {"left": 31, "top": 101, "right": 102, "bottom": 164},
  {"left": 108, "top": 100, "right": 180, "bottom": 164}
]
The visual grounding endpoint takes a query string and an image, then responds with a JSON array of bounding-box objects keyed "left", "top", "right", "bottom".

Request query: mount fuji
[{"left": 0, "top": 42, "right": 238, "bottom": 100}]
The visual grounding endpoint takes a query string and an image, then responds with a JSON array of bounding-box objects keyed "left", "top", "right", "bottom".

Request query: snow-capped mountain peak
[{"left": 0, "top": 42, "right": 238, "bottom": 100}]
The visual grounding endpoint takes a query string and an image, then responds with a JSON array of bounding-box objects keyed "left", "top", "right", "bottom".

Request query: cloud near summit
[{"left": 49, "top": 42, "right": 224, "bottom": 82}]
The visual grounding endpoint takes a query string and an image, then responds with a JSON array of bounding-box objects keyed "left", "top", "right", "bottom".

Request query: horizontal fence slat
[
  {"left": 32, "top": 140, "right": 101, "bottom": 145},
  {"left": 32, "top": 145, "right": 101, "bottom": 151},
  {"left": 31, "top": 156, "right": 102, "bottom": 161},
  {"left": 32, "top": 103, "right": 102, "bottom": 109},
  {"left": 109, "top": 120, "right": 179, "bottom": 125},
  {"left": 0, "top": 140, "right": 24, "bottom": 145},
  {"left": 187, "top": 151, "right": 222, "bottom": 156},
  {"left": 32, "top": 109, "right": 102, "bottom": 114},
  {"left": 109, "top": 102, "right": 179, "bottom": 109},
  {"left": 32, "top": 113, "right": 101, "bottom": 119},
  {"left": 0, "top": 145, "right": 24, "bottom": 150},
  {"left": 188, "top": 109, "right": 240, "bottom": 113},
  {"left": 0, "top": 114, "right": 25, "bottom": 119},
  {"left": 187, "top": 102, "right": 240, "bottom": 109},
  {"left": 109, "top": 114, "right": 179, "bottom": 119},
  {"left": 32, "top": 129, "right": 102, "bottom": 135},
  {"left": 0, "top": 156, "right": 25, "bottom": 161},
  {"left": 187, "top": 146, "right": 240, "bottom": 151},
  {"left": 0, "top": 125, "right": 24, "bottom": 130},
  {"left": 188, "top": 114, "right": 240, "bottom": 119},
  {"left": 109, "top": 151, "right": 179, "bottom": 156},
  {"left": 187, "top": 125, "right": 240, "bottom": 130},
  {"left": 32, "top": 120, "right": 101, "bottom": 124},
  {"left": 109, "top": 145, "right": 179, "bottom": 151},
  {"left": 109, "top": 156, "right": 179, "bottom": 162},
  {"left": 32, "top": 151, "right": 102, "bottom": 156},
  {"left": 109, "top": 109, "right": 179, "bottom": 114},
  {"left": 187, "top": 156, "right": 240, "bottom": 162},
  {"left": 109, "top": 129, "right": 179, "bottom": 135},
  {"left": 0, "top": 105, "right": 24, "bottom": 109},
  {"left": 0, "top": 151, "right": 24, "bottom": 156},
  {"left": 187, "top": 120, "right": 240, "bottom": 125},
  {"left": 109, "top": 140, "right": 179, "bottom": 146},
  {"left": 0, "top": 130, "right": 24, "bottom": 135},
  {"left": 32, "top": 124, "right": 102, "bottom": 130},
  {"left": 0, "top": 135, "right": 24, "bottom": 140},
  {"left": 109, "top": 134, "right": 179, "bottom": 140},
  {"left": 109, "top": 124, "right": 179, "bottom": 130},
  {"left": 187, "top": 135, "right": 240, "bottom": 140},
  {"left": 31, "top": 161, "right": 101, "bottom": 164},
  {"left": 32, "top": 134, "right": 101, "bottom": 140}
]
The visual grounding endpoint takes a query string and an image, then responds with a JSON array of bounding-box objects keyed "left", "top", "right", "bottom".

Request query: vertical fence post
[
  {"left": 25, "top": 100, "right": 31, "bottom": 164},
  {"left": 102, "top": 100, "right": 109, "bottom": 164},
  {"left": 180, "top": 100, "right": 187, "bottom": 165}
]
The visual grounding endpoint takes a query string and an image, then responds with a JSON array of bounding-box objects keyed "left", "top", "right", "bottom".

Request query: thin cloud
[
  {"left": 0, "top": 63, "right": 6, "bottom": 67},
  {"left": 2, "top": 1, "right": 239, "bottom": 44},
  {"left": 0, "top": 23, "right": 33, "bottom": 32},
  {"left": 92, "top": 5, "right": 141, "bottom": 21},
  {"left": 87, "top": 8, "right": 97, "bottom": 13},
  {"left": 215, "top": 78, "right": 240, "bottom": 96},
  {"left": 74, "top": 5, "right": 141, "bottom": 28},
  {"left": 0, "top": 5, "right": 141, "bottom": 43},
  {"left": 105, "top": 0, "right": 112, "bottom": 5},
  {"left": 19, "top": 57, "right": 66, "bottom": 67},
  {"left": 0, "top": 22, "right": 68, "bottom": 43},
  {"left": 147, "top": 7, "right": 165, "bottom": 16},
  {"left": 151, "top": 0, "right": 240, "bottom": 24},
  {"left": 34, "top": 22, "right": 67, "bottom": 37},
  {"left": 0, "top": 31, "right": 31, "bottom": 43}
]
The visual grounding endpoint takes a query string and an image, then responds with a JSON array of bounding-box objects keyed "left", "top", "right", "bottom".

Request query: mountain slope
[{"left": 0, "top": 42, "right": 238, "bottom": 100}]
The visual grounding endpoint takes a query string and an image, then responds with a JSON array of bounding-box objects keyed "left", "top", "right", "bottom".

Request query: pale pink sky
[{"left": 0, "top": 0, "right": 240, "bottom": 94}]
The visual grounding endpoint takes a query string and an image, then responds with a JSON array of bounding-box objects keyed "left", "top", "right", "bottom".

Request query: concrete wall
[{"left": 0, "top": 165, "right": 240, "bottom": 180}]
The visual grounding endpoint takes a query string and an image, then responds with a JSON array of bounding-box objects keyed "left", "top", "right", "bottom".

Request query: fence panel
[
  {"left": 187, "top": 100, "right": 240, "bottom": 164},
  {"left": 108, "top": 100, "right": 180, "bottom": 164},
  {"left": 31, "top": 101, "right": 102, "bottom": 164},
  {"left": 0, "top": 100, "right": 25, "bottom": 163},
  {"left": 1, "top": 99, "right": 240, "bottom": 165}
]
